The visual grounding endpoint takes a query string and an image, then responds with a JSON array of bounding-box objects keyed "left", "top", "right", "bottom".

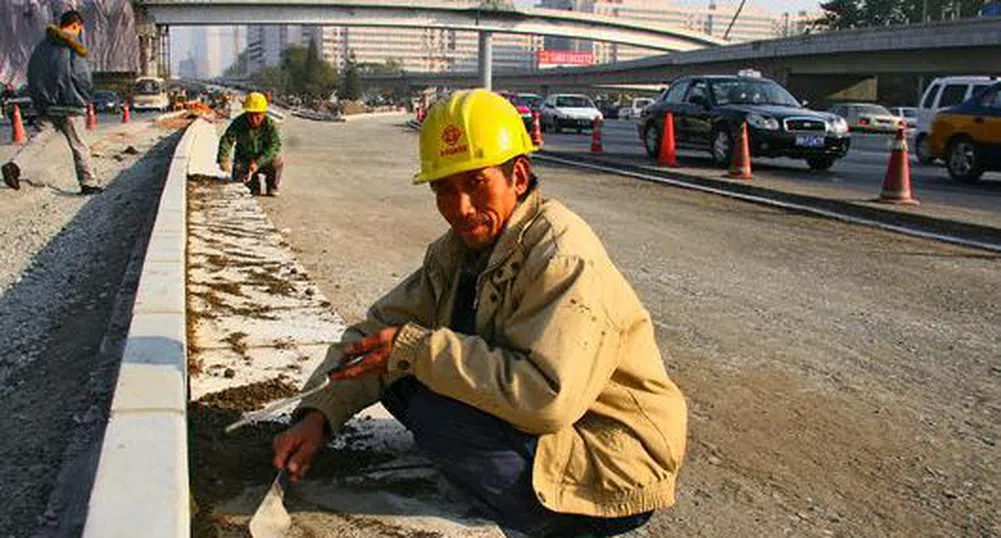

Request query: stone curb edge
[{"left": 80, "top": 119, "right": 214, "bottom": 538}]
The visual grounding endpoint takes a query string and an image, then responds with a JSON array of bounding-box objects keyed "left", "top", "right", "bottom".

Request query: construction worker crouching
[
  {"left": 273, "top": 89, "right": 687, "bottom": 536},
  {"left": 217, "top": 91, "right": 283, "bottom": 196}
]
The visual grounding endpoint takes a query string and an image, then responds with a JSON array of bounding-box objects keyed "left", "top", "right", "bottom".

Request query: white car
[
  {"left": 888, "top": 106, "right": 918, "bottom": 129},
  {"left": 619, "top": 97, "right": 654, "bottom": 120},
  {"left": 915, "top": 76, "right": 997, "bottom": 163},
  {"left": 540, "top": 94, "right": 602, "bottom": 133}
]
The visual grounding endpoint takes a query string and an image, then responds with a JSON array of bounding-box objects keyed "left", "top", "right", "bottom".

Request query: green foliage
[
  {"left": 252, "top": 41, "right": 339, "bottom": 99},
  {"left": 253, "top": 66, "right": 289, "bottom": 94},
  {"left": 341, "top": 51, "right": 362, "bottom": 101},
  {"left": 223, "top": 50, "right": 249, "bottom": 77},
  {"left": 820, "top": 0, "right": 988, "bottom": 29}
]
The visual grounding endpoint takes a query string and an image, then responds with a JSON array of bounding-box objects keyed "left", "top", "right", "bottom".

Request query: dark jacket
[
  {"left": 27, "top": 26, "right": 92, "bottom": 116},
  {"left": 216, "top": 113, "right": 282, "bottom": 166}
]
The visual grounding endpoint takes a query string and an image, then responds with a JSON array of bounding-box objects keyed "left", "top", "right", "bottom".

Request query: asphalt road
[
  {"left": 541, "top": 119, "right": 1001, "bottom": 214},
  {"left": 258, "top": 114, "right": 1000, "bottom": 537}
]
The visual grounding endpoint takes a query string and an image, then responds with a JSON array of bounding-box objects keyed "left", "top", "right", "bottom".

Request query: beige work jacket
[{"left": 298, "top": 189, "right": 687, "bottom": 517}]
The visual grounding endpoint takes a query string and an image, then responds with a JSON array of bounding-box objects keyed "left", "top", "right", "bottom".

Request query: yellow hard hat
[
  {"left": 414, "top": 89, "right": 536, "bottom": 184},
  {"left": 243, "top": 92, "right": 268, "bottom": 113}
]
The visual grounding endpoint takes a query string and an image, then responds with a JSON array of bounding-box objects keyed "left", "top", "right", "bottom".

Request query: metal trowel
[{"left": 249, "top": 469, "right": 291, "bottom": 538}]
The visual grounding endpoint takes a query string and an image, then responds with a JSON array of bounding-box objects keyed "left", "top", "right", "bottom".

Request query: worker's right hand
[
  {"left": 272, "top": 410, "right": 326, "bottom": 482},
  {"left": 219, "top": 160, "right": 232, "bottom": 173}
]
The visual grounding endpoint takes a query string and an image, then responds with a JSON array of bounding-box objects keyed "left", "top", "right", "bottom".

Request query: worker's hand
[
  {"left": 331, "top": 327, "right": 399, "bottom": 380},
  {"left": 248, "top": 160, "right": 259, "bottom": 174},
  {"left": 219, "top": 160, "right": 231, "bottom": 173},
  {"left": 272, "top": 410, "right": 326, "bottom": 482}
]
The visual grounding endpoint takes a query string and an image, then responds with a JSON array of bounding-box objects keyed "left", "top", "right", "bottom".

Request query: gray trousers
[{"left": 10, "top": 114, "right": 95, "bottom": 188}]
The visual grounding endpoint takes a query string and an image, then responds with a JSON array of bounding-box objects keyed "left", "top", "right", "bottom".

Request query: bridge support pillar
[{"left": 478, "top": 31, "right": 493, "bottom": 90}]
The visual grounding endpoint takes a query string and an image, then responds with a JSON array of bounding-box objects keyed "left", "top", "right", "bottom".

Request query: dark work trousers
[
  {"left": 381, "top": 378, "right": 653, "bottom": 537},
  {"left": 233, "top": 155, "right": 283, "bottom": 194}
]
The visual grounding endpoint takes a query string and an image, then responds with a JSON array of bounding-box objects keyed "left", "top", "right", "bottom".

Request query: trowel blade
[{"left": 249, "top": 470, "right": 291, "bottom": 538}]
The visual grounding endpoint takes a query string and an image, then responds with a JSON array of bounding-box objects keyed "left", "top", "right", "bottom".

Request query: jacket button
[
  {"left": 490, "top": 293, "right": 499, "bottom": 302},
  {"left": 511, "top": 262, "right": 521, "bottom": 271},
  {"left": 536, "top": 491, "right": 547, "bottom": 504},
  {"left": 398, "top": 360, "right": 411, "bottom": 371}
]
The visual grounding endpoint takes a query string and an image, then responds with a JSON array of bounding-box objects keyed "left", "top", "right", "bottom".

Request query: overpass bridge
[
  {"left": 361, "top": 17, "right": 1001, "bottom": 103},
  {"left": 134, "top": 0, "right": 725, "bottom": 89}
]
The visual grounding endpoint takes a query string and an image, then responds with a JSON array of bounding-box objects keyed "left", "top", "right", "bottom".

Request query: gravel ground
[
  {"left": 259, "top": 115, "right": 1000, "bottom": 537},
  {"left": 0, "top": 122, "right": 183, "bottom": 537}
]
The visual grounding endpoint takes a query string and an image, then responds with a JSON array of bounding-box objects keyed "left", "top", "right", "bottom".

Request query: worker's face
[
  {"left": 62, "top": 22, "right": 83, "bottom": 37},
  {"left": 432, "top": 159, "right": 530, "bottom": 252},
  {"left": 247, "top": 112, "right": 265, "bottom": 129}
]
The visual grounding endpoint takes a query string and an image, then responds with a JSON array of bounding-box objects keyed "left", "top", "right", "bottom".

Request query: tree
[
  {"left": 302, "top": 37, "right": 339, "bottom": 99},
  {"left": 341, "top": 51, "right": 362, "bottom": 101},
  {"left": 281, "top": 45, "right": 309, "bottom": 95},
  {"left": 224, "top": 50, "right": 249, "bottom": 77},
  {"left": 254, "top": 66, "right": 289, "bottom": 94},
  {"left": 821, "top": 0, "right": 988, "bottom": 29}
]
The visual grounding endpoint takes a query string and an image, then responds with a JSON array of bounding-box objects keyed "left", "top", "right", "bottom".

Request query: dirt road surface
[
  {"left": 258, "top": 115, "right": 999, "bottom": 537},
  {"left": 0, "top": 121, "right": 183, "bottom": 537}
]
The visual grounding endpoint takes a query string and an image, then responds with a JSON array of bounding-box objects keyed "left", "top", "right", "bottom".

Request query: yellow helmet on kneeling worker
[
  {"left": 414, "top": 89, "right": 537, "bottom": 185},
  {"left": 243, "top": 92, "right": 269, "bottom": 113}
]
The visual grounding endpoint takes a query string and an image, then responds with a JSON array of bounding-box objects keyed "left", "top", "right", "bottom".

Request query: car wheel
[
  {"left": 946, "top": 137, "right": 984, "bottom": 183},
  {"left": 806, "top": 157, "right": 836, "bottom": 171},
  {"left": 643, "top": 124, "right": 660, "bottom": 158},
  {"left": 915, "top": 134, "right": 934, "bottom": 165},
  {"left": 711, "top": 128, "right": 732, "bottom": 168}
]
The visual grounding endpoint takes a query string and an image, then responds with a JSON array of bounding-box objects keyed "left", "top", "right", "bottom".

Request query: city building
[{"left": 544, "top": 0, "right": 819, "bottom": 64}]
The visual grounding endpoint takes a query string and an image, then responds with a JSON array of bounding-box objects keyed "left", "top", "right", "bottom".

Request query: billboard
[{"left": 537, "top": 50, "right": 594, "bottom": 69}]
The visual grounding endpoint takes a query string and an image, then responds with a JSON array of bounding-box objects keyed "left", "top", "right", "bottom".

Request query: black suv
[{"left": 638, "top": 75, "right": 851, "bottom": 170}]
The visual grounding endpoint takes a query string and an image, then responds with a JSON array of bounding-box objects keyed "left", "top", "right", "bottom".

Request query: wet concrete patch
[{"left": 186, "top": 178, "right": 506, "bottom": 537}]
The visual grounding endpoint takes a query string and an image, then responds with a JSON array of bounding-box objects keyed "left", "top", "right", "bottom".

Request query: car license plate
[{"left": 795, "top": 135, "right": 826, "bottom": 148}]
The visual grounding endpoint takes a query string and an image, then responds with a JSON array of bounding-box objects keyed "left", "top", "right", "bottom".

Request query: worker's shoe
[
  {"left": 80, "top": 185, "right": 104, "bottom": 196},
  {"left": 266, "top": 188, "right": 279, "bottom": 197},
  {"left": 2, "top": 162, "right": 20, "bottom": 190}
]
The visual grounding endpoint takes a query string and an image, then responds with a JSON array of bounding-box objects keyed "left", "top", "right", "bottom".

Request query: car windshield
[
  {"left": 710, "top": 79, "right": 800, "bottom": 107},
  {"left": 94, "top": 91, "right": 115, "bottom": 99},
  {"left": 556, "top": 96, "right": 593, "bottom": 108},
  {"left": 134, "top": 80, "right": 163, "bottom": 95},
  {"left": 901, "top": 109, "right": 917, "bottom": 118},
  {"left": 518, "top": 95, "right": 543, "bottom": 108},
  {"left": 855, "top": 104, "right": 892, "bottom": 116}
]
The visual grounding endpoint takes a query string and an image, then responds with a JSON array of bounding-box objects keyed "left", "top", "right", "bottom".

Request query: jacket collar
[{"left": 46, "top": 25, "right": 88, "bottom": 57}]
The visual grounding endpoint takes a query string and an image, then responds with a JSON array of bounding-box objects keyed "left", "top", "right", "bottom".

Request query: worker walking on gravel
[
  {"left": 273, "top": 89, "right": 687, "bottom": 537},
  {"left": 217, "top": 92, "right": 283, "bottom": 197},
  {"left": 2, "top": 10, "right": 100, "bottom": 195}
]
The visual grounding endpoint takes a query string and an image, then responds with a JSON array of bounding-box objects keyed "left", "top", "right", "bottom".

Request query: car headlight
[
  {"left": 830, "top": 117, "right": 849, "bottom": 134},
  {"left": 747, "top": 113, "right": 780, "bottom": 131}
]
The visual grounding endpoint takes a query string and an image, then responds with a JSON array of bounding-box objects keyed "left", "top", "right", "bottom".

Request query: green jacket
[
  {"left": 216, "top": 113, "right": 282, "bottom": 166},
  {"left": 298, "top": 189, "right": 688, "bottom": 518}
]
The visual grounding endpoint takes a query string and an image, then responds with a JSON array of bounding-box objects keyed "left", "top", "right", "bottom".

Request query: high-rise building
[{"left": 247, "top": 25, "right": 305, "bottom": 71}]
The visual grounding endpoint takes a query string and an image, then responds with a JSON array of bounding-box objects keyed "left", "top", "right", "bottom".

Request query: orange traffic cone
[
  {"left": 86, "top": 103, "right": 97, "bottom": 130},
  {"left": 11, "top": 104, "right": 26, "bottom": 144},
  {"left": 727, "top": 122, "right": 752, "bottom": 180},
  {"left": 531, "top": 110, "right": 543, "bottom": 147},
  {"left": 658, "top": 111, "right": 678, "bottom": 167},
  {"left": 876, "top": 127, "right": 919, "bottom": 206},
  {"left": 590, "top": 117, "right": 603, "bottom": 153},
  {"left": 122, "top": 102, "right": 130, "bottom": 123}
]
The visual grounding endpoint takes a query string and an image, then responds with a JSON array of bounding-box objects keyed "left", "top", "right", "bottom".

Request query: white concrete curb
[
  {"left": 81, "top": 119, "right": 214, "bottom": 538},
  {"left": 340, "top": 109, "right": 408, "bottom": 122}
]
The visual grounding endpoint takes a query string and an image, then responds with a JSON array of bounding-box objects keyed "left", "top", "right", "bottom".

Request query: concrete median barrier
[{"left": 81, "top": 118, "right": 217, "bottom": 538}]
